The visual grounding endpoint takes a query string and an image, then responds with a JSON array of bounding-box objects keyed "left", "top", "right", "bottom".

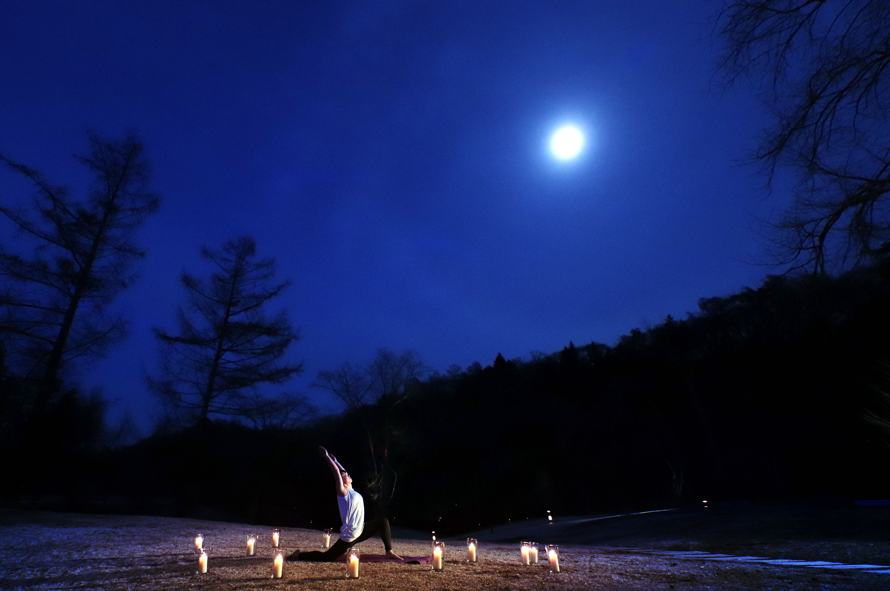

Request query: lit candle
[
  {"left": 273, "top": 552, "right": 284, "bottom": 579},
  {"left": 529, "top": 542, "right": 538, "bottom": 564},
  {"left": 347, "top": 551, "right": 360, "bottom": 578},
  {"left": 432, "top": 542, "right": 444, "bottom": 571},
  {"left": 467, "top": 538, "right": 477, "bottom": 563},
  {"left": 272, "top": 529, "right": 280, "bottom": 548},
  {"left": 547, "top": 545, "right": 560, "bottom": 573},
  {"left": 198, "top": 550, "right": 208, "bottom": 574},
  {"left": 520, "top": 542, "right": 530, "bottom": 566},
  {"left": 195, "top": 534, "right": 204, "bottom": 553},
  {"left": 323, "top": 529, "right": 331, "bottom": 549},
  {"left": 247, "top": 536, "right": 256, "bottom": 556}
]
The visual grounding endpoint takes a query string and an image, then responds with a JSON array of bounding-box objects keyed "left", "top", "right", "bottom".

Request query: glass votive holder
[
  {"left": 323, "top": 528, "right": 332, "bottom": 549},
  {"left": 272, "top": 549, "right": 284, "bottom": 579},
  {"left": 466, "top": 538, "right": 478, "bottom": 563},
  {"left": 272, "top": 528, "right": 281, "bottom": 548},
  {"left": 432, "top": 541, "right": 445, "bottom": 572},
  {"left": 520, "top": 541, "right": 530, "bottom": 565},
  {"left": 194, "top": 533, "right": 204, "bottom": 553},
  {"left": 198, "top": 549, "right": 208, "bottom": 574},
  {"left": 529, "top": 541, "right": 538, "bottom": 564},
  {"left": 247, "top": 534, "right": 257, "bottom": 556},
  {"left": 546, "top": 544, "right": 560, "bottom": 573},
  {"left": 346, "top": 547, "right": 360, "bottom": 579}
]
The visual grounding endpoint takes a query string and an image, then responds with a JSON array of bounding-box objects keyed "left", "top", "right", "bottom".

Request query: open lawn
[{"left": 1, "top": 502, "right": 889, "bottom": 590}]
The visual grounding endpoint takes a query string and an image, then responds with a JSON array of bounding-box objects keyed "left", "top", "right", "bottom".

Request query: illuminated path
[
  {"left": 627, "top": 549, "right": 890, "bottom": 575},
  {"left": 560, "top": 508, "right": 680, "bottom": 524}
]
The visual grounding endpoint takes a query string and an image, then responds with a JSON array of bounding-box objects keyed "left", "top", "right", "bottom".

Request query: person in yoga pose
[{"left": 288, "top": 446, "right": 401, "bottom": 561}]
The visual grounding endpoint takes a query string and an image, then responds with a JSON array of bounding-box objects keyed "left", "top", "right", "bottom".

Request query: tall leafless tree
[
  {"left": 314, "top": 362, "right": 373, "bottom": 410},
  {"left": 148, "top": 236, "right": 304, "bottom": 426},
  {"left": 0, "top": 134, "right": 160, "bottom": 414},
  {"left": 239, "top": 390, "right": 317, "bottom": 429},
  {"left": 313, "top": 348, "right": 426, "bottom": 509},
  {"left": 718, "top": 0, "right": 890, "bottom": 274}
]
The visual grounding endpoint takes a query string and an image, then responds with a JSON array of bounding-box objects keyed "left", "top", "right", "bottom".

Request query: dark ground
[
  {"left": 465, "top": 498, "right": 890, "bottom": 564},
  {"left": 2, "top": 498, "right": 889, "bottom": 590}
]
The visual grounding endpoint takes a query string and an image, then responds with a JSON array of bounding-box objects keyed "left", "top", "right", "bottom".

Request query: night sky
[{"left": 1, "top": 1, "right": 789, "bottom": 431}]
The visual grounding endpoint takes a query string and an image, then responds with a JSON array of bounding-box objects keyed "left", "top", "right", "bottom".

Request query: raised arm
[{"left": 318, "top": 446, "right": 348, "bottom": 496}]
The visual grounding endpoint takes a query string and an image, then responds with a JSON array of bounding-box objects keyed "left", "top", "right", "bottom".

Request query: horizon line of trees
[{"left": 3, "top": 254, "right": 890, "bottom": 531}]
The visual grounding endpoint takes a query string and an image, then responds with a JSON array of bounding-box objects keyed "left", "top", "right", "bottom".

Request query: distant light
[{"left": 550, "top": 125, "right": 584, "bottom": 160}]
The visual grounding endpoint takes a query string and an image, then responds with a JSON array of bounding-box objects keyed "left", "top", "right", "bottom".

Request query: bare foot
[
  {"left": 286, "top": 550, "right": 300, "bottom": 561},
  {"left": 386, "top": 550, "right": 403, "bottom": 560}
]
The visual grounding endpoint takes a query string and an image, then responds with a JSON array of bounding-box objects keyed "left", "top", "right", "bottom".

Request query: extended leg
[
  {"left": 289, "top": 538, "right": 352, "bottom": 562},
  {"left": 351, "top": 517, "right": 400, "bottom": 558}
]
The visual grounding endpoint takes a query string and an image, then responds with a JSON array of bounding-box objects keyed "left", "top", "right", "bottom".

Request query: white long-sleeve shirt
[{"left": 337, "top": 488, "right": 365, "bottom": 542}]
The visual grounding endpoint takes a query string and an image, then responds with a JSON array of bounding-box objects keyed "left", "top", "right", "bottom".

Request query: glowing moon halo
[{"left": 549, "top": 125, "right": 584, "bottom": 160}]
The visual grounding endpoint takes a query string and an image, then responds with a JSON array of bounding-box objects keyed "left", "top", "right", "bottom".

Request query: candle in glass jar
[
  {"left": 520, "top": 542, "right": 530, "bottom": 565},
  {"left": 272, "top": 529, "right": 280, "bottom": 548},
  {"left": 467, "top": 538, "right": 477, "bottom": 563},
  {"left": 547, "top": 546, "right": 560, "bottom": 573},
  {"left": 198, "top": 550, "right": 208, "bottom": 574},
  {"left": 273, "top": 552, "right": 284, "bottom": 579},
  {"left": 432, "top": 542, "right": 444, "bottom": 571},
  {"left": 247, "top": 536, "right": 256, "bottom": 556},
  {"left": 323, "top": 529, "right": 331, "bottom": 549},
  {"left": 347, "top": 552, "right": 360, "bottom": 578},
  {"left": 195, "top": 534, "right": 204, "bottom": 553},
  {"left": 529, "top": 542, "right": 538, "bottom": 564}
]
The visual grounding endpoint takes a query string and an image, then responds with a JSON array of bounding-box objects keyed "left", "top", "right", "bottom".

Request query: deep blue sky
[{"left": 1, "top": 1, "right": 789, "bottom": 431}]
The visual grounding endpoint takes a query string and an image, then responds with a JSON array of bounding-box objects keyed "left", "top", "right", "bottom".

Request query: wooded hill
[{"left": 4, "top": 260, "right": 890, "bottom": 534}]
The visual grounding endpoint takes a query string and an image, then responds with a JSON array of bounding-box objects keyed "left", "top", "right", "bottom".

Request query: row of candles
[
  {"left": 194, "top": 531, "right": 560, "bottom": 579},
  {"left": 196, "top": 528, "right": 328, "bottom": 554},
  {"left": 195, "top": 529, "right": 330, "bottom": 578}
]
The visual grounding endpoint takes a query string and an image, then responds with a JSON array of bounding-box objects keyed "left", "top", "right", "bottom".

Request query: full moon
[{"left": 549, "top": 125, "right": 584, "bottom": 160}]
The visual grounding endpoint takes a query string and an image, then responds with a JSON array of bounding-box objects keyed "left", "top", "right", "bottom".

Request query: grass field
[{"left": 2, "top": 500, "right": 888, "bottom": 590}]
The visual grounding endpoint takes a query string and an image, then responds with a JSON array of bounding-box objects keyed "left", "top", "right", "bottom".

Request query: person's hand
[{"left": 318, "top": 446, "right": 328, "bottom": 456}]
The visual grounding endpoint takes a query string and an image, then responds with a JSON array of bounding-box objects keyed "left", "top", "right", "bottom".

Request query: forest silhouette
[{"left": 3, "top": 257, "right": 890, "bottom": 535}]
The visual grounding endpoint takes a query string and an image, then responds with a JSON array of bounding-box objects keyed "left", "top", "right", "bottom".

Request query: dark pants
[{"left": 297, "top": 517, "right": 394, "bottom": 562}]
